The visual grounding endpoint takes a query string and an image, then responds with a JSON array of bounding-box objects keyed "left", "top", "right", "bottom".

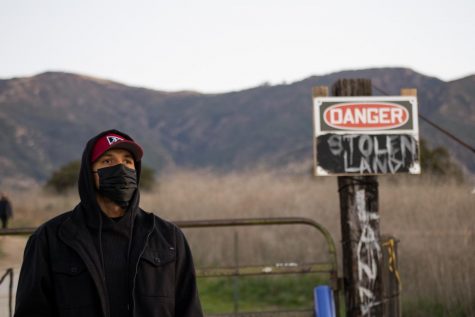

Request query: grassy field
[
  {"left": 198, "top": 274, "right": 328, "bottom": 314},
  {"left": 5, "top": 164, "right": 475, "bottom": 316}
]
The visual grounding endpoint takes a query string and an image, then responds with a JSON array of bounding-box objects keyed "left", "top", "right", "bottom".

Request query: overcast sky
[{"left": 1, "top": 0, "right": 474, "bottom": 93}]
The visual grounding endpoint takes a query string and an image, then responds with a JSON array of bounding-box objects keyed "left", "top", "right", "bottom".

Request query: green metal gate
[
  {"left": 175, "top": 217, "right": 340, "bottom": 317},
  {"left": 0, "top": 216, "right": 340, "bottom": 317}
]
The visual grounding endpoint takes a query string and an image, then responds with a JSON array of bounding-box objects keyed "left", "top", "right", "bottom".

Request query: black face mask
[{"left": 95, "top": 164, "right": 138, "bottom": 208}]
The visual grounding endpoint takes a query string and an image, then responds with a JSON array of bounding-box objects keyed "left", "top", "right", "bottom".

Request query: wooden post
[
  {"left": 312, "top": 86, "right": 329, "bottom": 98},
  {"left": 400, "top": 88, "right": 417, "bottom": 97},
  {"left": 333, "top": 79, "right": 383, "bottom": 317}
]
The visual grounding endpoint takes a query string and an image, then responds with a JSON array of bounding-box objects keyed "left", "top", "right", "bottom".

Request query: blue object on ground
[{"left": 314, "top": 285, "right": 336, "bottom": 317}]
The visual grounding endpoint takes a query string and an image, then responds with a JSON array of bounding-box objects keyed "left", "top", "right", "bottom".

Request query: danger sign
[
  {"left": 314, "top": 96, "right": 420, "bottom": 176},
  {"left": 323, "top": 103, "right": 409, "bottom": 130}
]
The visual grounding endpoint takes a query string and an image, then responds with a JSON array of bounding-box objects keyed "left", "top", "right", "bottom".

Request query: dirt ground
[
  {"left": 0, "top": 236, "right": 27, "bottom": 269},
  {"left": 0, "top": 236, "right": 26, "bottom": 317}
]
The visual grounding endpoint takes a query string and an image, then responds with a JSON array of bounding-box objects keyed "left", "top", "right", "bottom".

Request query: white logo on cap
[{"left": 106, "top": 136, "right": 124, "bottom": 145}]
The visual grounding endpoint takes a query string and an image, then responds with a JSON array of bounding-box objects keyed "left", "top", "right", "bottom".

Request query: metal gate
[
  {"left": 176, "top": 217, "right": 340, "bottom": 317},
  {"left": 0, "top": 216, "right": 340, "bottom": 317}
]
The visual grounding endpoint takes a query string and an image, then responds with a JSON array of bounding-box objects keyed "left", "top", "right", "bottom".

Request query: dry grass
[
  {"left": 379, "top": 176, "right": 474, "bottom": 316},
  {"left": 8, "top": 189, "right": 79, "bottom": 228},
  {"left": 6, "top": 165, "right": 475, "bottom": 315}
]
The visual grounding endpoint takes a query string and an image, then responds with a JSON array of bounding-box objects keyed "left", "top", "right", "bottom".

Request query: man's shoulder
[
  {"left": 154, "top": 213, "right": 178, "bottom": 229},
  {"left": 32, "top": 210, "right": 75, "bottom": 237},
  {"left": 138, "top": 209, "right": 187, "bottom": 239}
]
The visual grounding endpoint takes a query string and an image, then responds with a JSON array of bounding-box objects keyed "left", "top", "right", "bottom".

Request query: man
[
  {"left": 0, "top": 193, "right": 13, "bottom": 228},
  {"left": 15, "top": 130, "right": 203, "bottom": 317}
]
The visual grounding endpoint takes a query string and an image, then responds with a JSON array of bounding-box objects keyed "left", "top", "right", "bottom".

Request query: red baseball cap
[{"left": 91, "top": 133, "right": 143, "bottom": 162}]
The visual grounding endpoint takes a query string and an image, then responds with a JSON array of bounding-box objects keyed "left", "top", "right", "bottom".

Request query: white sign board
[{"left": 313, "top": 96, "right": 420, "bottom": 176}]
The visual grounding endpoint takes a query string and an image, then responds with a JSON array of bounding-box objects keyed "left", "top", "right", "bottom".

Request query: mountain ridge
[{"left": 0, "top": 68, "right": 473, "bottom": 188}]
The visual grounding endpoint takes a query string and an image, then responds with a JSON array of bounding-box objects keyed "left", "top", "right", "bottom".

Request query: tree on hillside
[
  {"left": 45, "top": 160, "right": 81, "bottom": 193},
  {"left": 45, "top": 160, "right": 156, "bottom": 193},
  {"left": 139, "top": 165, "right": 156, "bottom": 191},
  {"left": 419, "top": 139, "right": 464, "bottom": 181}
]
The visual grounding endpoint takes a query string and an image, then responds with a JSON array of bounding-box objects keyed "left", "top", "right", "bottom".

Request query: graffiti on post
[{"left": 355, "top": 189, "right": 381, "bottom": 316}]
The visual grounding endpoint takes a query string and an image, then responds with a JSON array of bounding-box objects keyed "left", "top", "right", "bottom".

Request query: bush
[
  {"left": 420, "top": 139, "right": 464, "bottom": 181},
  {"left": 45, "top": 160, "right": 81, "bottom": 193},
  {"left": 139, "top": 165, "right": 155, "bottom": 191}
]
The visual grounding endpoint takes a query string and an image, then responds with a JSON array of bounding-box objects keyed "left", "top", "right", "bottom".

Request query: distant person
[
  {"left": 0, "top": 193, "right": 13, "bottom": 228},
  {"left": 15, "top": 129, "right": 203, "bottom": 317}
]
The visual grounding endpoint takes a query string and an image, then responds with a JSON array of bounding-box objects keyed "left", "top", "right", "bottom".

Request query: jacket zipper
[{"left": 131, "top": 216, "right": 155, "bottom": 316}]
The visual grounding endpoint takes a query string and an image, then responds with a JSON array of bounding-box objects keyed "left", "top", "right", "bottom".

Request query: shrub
[
  {"left": 419, "top": 139, "right": 464, "bottom": 181},
  {"left": 139, "top": 165, "right": 155, "bottom": 191},
  {"left": 45, "top": 160, "right": 81, "bottom": 193}
]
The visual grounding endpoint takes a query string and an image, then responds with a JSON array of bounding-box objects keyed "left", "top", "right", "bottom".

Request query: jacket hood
[{"left": 78, "top": 129, "right": 142, "bottom": 229}]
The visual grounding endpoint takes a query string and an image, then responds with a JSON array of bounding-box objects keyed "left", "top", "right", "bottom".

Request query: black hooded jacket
[{"left": 14, "top": 130, "right": 203, "bottom": 317}]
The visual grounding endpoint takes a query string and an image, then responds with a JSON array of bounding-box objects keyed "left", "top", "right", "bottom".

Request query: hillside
[{"left": 0, "top": 68, "right": 473, "bottom": 187}]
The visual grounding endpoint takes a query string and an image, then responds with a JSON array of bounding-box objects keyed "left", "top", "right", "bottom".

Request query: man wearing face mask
[{"left": 15, "top": 129, "right": 203, "bottom": 317}]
